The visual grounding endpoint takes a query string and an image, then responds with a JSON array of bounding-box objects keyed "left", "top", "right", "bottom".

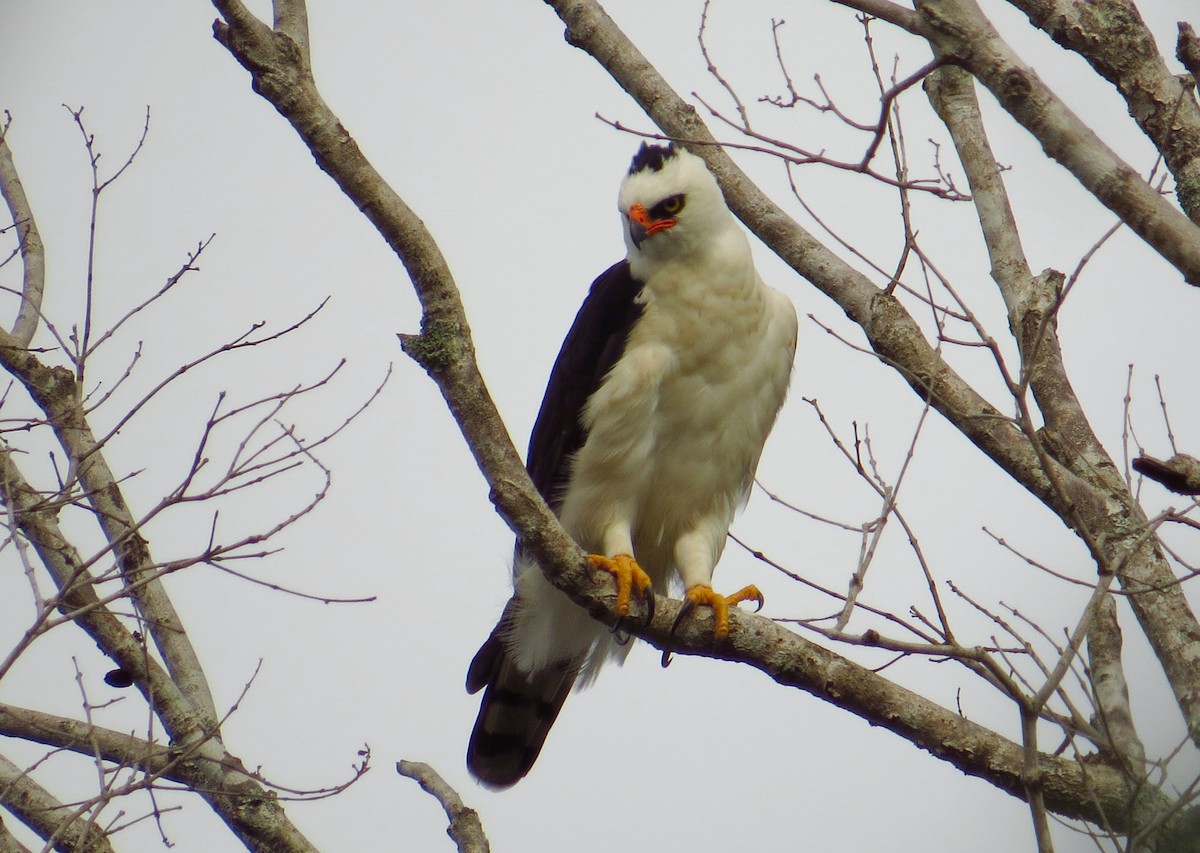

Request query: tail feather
[{"left": 466, "top": 617, "right": 580, "bottom": 789}]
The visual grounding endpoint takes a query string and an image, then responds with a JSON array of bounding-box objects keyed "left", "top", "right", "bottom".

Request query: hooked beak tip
[{"left": 628, "top": 219, "right": 648, "bottom": 248}]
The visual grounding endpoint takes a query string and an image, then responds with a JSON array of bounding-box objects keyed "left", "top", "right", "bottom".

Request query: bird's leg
[{"left": 587, "top": 553, "right": 654, "bottom": 620}]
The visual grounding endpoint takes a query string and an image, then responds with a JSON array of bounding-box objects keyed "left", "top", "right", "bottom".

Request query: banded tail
[{"left": 465, "top": 613, "right": 580, "bottom": 788}]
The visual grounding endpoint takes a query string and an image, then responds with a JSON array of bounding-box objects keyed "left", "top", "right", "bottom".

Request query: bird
[{"left": 465, "top": 142, "right": 798, "bottom": 788}]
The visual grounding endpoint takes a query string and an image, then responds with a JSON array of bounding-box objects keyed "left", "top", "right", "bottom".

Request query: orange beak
[{"left": 627, "top": 203, "right": 676, "bottom": 248}]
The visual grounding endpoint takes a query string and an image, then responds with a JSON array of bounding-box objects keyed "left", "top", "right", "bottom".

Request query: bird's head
[{"left": 617, "top": 143, "right": 733, "bottom": 261}]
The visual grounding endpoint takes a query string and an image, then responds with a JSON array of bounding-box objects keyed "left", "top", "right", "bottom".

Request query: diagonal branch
[
  {"left": 0, "top": 751, "right": 115, "bottom": 853},
  {"left": 828, "top": 0, "right": 930, "bottom": 35},
  {"left": 0, "top": 121, "right": 320, "bottom": 853},
  {"left": 925, "top": 61, "right": 1200, "bottom": 749},
  {"left": 211, "top": 0, "right": 544, "bottom": 540},
  {"left": 0, "top": 324, "right": 219, "bottom": 729},
  {"left": 0, "top": 442, "right": 320, "bottom": 851},
  {"left": 0, "top": 443, "right": 193, "bottom": 728},
  {"left": 915, "top": 0, "right": 1200, "bottom": 284},
  {"left": 1005, "top": 0, "right": 1200, "bottom": 223},
  {"left": 1087, "top": 594, "right": 1147, "bottom": 772}
]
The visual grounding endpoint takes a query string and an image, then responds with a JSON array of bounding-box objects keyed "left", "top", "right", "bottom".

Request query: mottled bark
[{"left": 1007, "top": 0, "right": 1200, "bottom": 222}]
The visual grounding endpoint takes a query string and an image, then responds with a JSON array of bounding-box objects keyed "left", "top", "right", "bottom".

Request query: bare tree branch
[
  {"left": 1006, "top": 0, "right": 1200, "bottom": 223},
  {"left": 0, "top": 110, "right": 329, "bottom": 853},
  {"left": 0, "top": 817, "right": 32, "bottom": 853},
  {"left": 0, "top": 704, "right": 177, "bottom": 781},
  {"left": 397, "top": 761, "right": 490, "bottom": 853},
  {"left": 0, "top": 751, "right": 115, "bottom": 853},
  {"left": 1179, "top": 23, "right": 1200, "bottom": 82},
  {"left": 1087, "top": 594, "right": 1148, "bottom": 772},
  {"left": 828, "top": 0, "right": 930, "bottom": 35},
  {"left": 1134, "top": 453, "right": 1200, "bottom": 495},
  {"left": 925, "top": 63, "right": 1163, "bottom": 784},
  {"left": 915, "top": 0, "right": 1200, "bottom": 284},
  {"left": 921, "top": 39, "right": 1200, "bottom": 759},
  {"left": 0, "top": 438, "right": 322, "bottom": 851},
  {"left": 62, "top": 105, "right": 151, "bottom": 367},
  {"left": 210, "top": 0, "right": 563, "bottom": 572},
  {"left": 0, "top": 323, "right": 220, "bottom": 728},
  {"left": 0, "top": 116, "right": 45, "bottom": 348}
]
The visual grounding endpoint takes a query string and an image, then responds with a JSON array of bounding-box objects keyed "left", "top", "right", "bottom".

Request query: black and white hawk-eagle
[{"left": 466, "top": 143, "right": 798, "bottom": 788}]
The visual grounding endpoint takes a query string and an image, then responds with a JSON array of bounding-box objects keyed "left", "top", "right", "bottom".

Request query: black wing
[
  {"left": 465, "top": 262, "right": 644, "bottom": 788},
  {"left": 525, "top": 260, "right": 645, "bottom": 513}
]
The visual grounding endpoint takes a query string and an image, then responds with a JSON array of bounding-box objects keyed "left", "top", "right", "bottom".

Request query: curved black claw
[
  {"left": 661, "top": 597, "right": 697, "bottom": 668},
  {"left": 612, "top": 589, "right": 655, "bottom": 646}
]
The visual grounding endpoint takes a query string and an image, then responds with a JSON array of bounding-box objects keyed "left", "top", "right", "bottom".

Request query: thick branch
[
  {"left": 0, "top": 704, "right": 178, "bottom": 781},
  {"left": 1006, "top": 0, "right": 1200, "bottom": 223},
  {"left": 828, "top": 0, "right": 932, "bottom": 35},
  {"left": 0, "top": 752, "right": 114, "bottom": 853},
  {"left": 0, "top": 445, "right": 319, "bottom": 852},
  {"left": 0, "top": 818, "right": 31, "bottom": 853},
  {"left": 924, "top": 65, "right": 1033, "bottom": 301},
  {"left": 916, "top": 0, "right": 1200, "bottom": 284},
  {"left": 1133, "top": 453, "right": 1200, "bottom": 496},
  {"left": 210, "top": 0, "right": 556, "bottom": 561},
  {"left": 926, "top": 59, "right": 1200, "bottom": 748},
  {"left": 0, "top": 445, "right": 198, "bottom": 735},
  {"left": 1087, "top": 595, "right": 1147, "bottom": 770},
  {"left": 1180, "top": 23, "right": 1200, "bottom": 83},
  {"left": 0, "top": 326, "right": 218, "bottom": 728}
]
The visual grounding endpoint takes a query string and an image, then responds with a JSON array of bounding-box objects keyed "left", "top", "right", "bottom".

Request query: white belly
[{"left": 560, "top": 280, "right": 797, "bottom": 588}]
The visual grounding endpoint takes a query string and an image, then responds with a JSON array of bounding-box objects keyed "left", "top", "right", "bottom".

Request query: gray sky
[{"left": 1, "top": 2, "right": 1198, "bottom": 851}]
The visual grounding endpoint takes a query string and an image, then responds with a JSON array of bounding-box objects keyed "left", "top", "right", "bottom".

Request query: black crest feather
[{"left": 628, "top": 142, "right": 676, "bottom": 176}]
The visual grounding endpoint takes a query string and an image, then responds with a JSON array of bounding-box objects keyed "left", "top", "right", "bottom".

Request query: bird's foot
[
  {"left": 662, "top": 587, "right": 763, "bottom": 667},
  {"left": 661, "top": 583, "right": 764, "bottom": 667},
  {"left": 679, "top": 583, "right": 764, "bottom": 638},
  {"left": 588, "top": 553, "right": 654, "bottom": 620}
]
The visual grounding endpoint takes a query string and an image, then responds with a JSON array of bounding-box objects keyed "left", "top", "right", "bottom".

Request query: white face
[{"left": 616, "top": 147, "right": 731, "bottom": 260}]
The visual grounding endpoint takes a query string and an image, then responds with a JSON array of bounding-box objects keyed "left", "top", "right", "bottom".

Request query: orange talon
[
  {"left": 683, "top": 583, "right": 764, "bottom": 637},
  {"left": 588, "top": 553, "right": 652, "bottom": 616}
]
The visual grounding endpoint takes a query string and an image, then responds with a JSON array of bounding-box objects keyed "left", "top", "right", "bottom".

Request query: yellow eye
[{"left": 660, "top": 195, "right": 684, "bottom": 215}]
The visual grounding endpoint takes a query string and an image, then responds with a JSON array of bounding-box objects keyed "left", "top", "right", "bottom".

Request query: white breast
[{"left": 562, "top": 227, "right": 797, "bottom": 585}]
